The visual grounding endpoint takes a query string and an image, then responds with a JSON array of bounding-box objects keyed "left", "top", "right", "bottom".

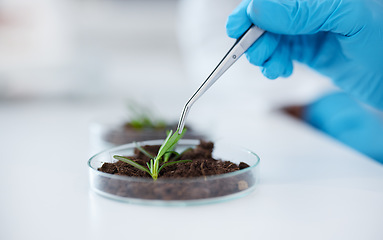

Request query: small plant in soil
[
  {"left": 97, "top": 134, "right": 255, "bottom": 200},
  {"left": 102, "top": 101, "right": 203, "bottom": 146},
  {"left": 113, "top": 129, "right": 191, "bottom": 181},
  {"left": 124, "top": 100, "right": 167, "bottom": 130},
  {"left": 100, "top": 131, "right": 251, "bottom": 181}
]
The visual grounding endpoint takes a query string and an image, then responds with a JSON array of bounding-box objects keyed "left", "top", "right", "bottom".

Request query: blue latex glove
[
  {"left": 226, "top": 0, "right": 383, "bottom": 110},
  {"left": 303, "top": 92, "right": 383, "bottom": 163}
]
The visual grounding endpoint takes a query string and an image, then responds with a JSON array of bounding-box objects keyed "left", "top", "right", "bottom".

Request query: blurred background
[
  {"left": 0, "top": 0, "right": 187, "bottom": 101},
  {"left": 5, "top": 0, "right": 363, "bottom": 160},
  {"left": 0, "top": 0, "right": 348, "bottom": 157},
  {"left": 0, "top": 0, "right": 333, "bottom": 102}
]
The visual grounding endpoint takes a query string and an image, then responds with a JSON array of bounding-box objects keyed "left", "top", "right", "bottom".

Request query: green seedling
[
  {"left": 125, "top": 100, "right": 166, "bottom": 130},
  {"left": 113, "top": 129, "right": 191, "bottom": 180}
]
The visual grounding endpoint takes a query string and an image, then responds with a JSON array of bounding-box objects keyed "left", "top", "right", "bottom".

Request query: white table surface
[{"left": 1, "top": 95, "right": 383, "bottom": 240}]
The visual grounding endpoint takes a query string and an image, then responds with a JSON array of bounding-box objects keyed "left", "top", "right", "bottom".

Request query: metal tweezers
[{"left": 176, "top": 25, "right": 265, "bottom": 134}]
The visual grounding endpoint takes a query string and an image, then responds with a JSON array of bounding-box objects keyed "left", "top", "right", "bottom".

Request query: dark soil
[{"left": 96, "top": 141, "right": 254, "bottom": 201}]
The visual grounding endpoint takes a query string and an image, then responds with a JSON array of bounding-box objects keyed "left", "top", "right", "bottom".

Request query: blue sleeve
[{"left": 303, "top": 92, "right": 383, "bottom": 164}]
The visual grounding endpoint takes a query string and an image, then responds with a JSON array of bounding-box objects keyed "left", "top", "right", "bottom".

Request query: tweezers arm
[{"left": 177, "top": 25, "right": 265, "bottom": 134}]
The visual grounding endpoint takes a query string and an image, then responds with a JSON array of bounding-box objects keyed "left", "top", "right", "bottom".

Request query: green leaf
[
  {"left": 171, "top": 147, "right": 192, "bottom": 161},
  {"left": 158, "top": 160, "right": 192, "bottom": 172},
  {"left": 156, "top": 130, "right": 174, "bottom": 160},
  {"left": 125, "top": 100, "right": 166, "bottom": 130},
  {"left": 148, "top": 159, "right": 154, "bottom": 173},
  {"left": 156, "top": 129, "right": 187, "bottom": 161},
  {"left": 167, "top": 128, "right": 187, "bottom": 150},
  {"left": 113, "top": 155, "right": 151, "bottom": 175},
  {"left": 134, "top": 142, "right": 155, "bottom": 159},
  {"left": 164, "top": 151, "right": 179, "bottom": 163}
]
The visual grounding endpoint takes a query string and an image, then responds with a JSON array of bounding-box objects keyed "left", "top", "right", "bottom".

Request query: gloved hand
[
  {"left": 303, "top": 92, "right": 383, "bottom": 163},
  {"left": 226, "top": 0, "right": 383, "bottom": 110}
]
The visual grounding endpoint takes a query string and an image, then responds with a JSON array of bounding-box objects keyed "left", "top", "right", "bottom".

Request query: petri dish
[
  {"left": 89, "top": 118, "right": 204, "bottom": 155},
  {"left": 88, "top": 139, "right": 260, "bottom": 206}
]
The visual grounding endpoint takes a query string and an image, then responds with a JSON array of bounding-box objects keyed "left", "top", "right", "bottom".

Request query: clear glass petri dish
[{"left": 88, "top": 139, "right": 260, "bottom": 206}]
